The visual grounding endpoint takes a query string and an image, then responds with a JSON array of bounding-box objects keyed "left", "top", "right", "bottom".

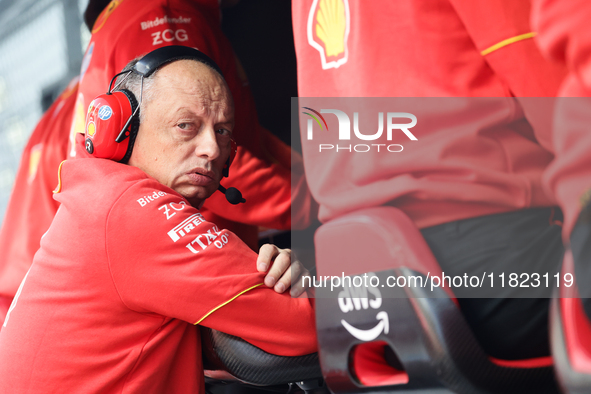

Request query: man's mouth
[{"left": 186, "top": 168, "right": 215, "bottom": 186}]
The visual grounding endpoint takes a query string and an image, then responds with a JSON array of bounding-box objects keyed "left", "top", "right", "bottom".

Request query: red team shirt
[
  {"left": 292, "top": 0, "right": 567, "bottom": 229},
  {"left": 72, "top": 0, "right": 315, "bottom": 247},
  {"left": 0, "top": 78, "right": 78, "bottom": 321},
  {"left": 0, "top": 0, "right": 316, "bottom": 320},
  {"left": 0, "top": 158, "right": 317, "bottom": 393}
]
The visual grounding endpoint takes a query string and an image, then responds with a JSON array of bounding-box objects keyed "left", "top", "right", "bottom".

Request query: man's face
[{"left": 128, "top": 60, "right": 234, "bottom": 207}]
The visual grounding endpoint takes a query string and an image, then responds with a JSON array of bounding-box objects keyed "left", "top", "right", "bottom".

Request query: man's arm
[
  {"left": 105, "top": 178, "right": 317, "bottom": 356},
  {"left": 449, "top": 0, "right": 566, "bottom": 152}
]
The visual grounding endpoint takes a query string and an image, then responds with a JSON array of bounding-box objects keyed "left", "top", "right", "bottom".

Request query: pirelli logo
[{"left": 168, "top": 213, "right": 206, "bottom": 242}]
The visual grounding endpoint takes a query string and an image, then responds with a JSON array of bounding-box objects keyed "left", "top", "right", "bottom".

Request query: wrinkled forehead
[
  {"left": 157, "top": 61, "right": 230, "bottom": 99},
  {"left": 145, "top": 60, "right": 234, "bottom": 119}
]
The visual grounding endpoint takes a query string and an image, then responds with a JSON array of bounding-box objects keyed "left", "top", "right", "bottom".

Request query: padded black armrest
[{"left": 201, "top": 327, "right": 322, "bottom": 386}]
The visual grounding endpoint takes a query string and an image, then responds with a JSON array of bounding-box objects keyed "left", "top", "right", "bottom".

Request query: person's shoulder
[
  {"left": 92, "top": 0, "right": 219, "bottom": 34},
  {"left": 91, "top": 160, "right": 188, "bottom": 221},
  {"left": 60, "top": 157, "right": 146, "bottom": 182},
  {"left": 54, "top": 158, "right": 166, "bottom": 209},
  {"left": 112, "top": 171, "right": 182, "bottom": 214}
]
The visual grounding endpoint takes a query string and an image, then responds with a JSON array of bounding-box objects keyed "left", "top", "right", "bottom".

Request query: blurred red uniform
[
  {"left": 292, "top": 0, "right": 568, "bottom": 360},
  {"left": 0, "top": 77, "right": 78, "bottom": 322},
  {"left": 292, "top": 0, "right": 566, "bottom": 229},
  {"left": 71, "top": 0, "right": 316, "bottom": 249},
  {"left": 532, "top": 0, "right": 591, "bottom": 321}
]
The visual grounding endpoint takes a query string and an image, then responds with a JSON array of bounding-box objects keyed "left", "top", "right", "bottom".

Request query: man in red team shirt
[
  {"left": 71, "top": 0, "right": 316, "bottom": 248},
  {"left": 0, "top": 51, "right": 317, "bottom": 393},
  {"left": 0, "top": 0, "right": 315, "bottom": 323}
]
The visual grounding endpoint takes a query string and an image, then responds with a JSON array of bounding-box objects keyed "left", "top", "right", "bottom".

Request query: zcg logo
[
  {"left": 302, "top": 107, "right": 417, "bottom": 153},
  {"left": 151, "top": 29, "right": 189, "bottom": 46}
]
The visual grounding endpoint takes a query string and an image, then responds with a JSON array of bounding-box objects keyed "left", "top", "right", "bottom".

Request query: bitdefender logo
[{"left": 302, "top": 107, "right": 417, "bottom": 153}]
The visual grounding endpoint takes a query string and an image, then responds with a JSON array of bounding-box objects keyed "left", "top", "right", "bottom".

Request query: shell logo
[
  {"left": 87, "top": 122, "right": 96, "bottom": 138},
  {"left": 307, "top": 0, "right": 350, "bottom": 70}
]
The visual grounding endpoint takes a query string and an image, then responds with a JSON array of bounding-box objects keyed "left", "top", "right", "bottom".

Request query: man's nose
[{"left": 194, "top": 128, "right": 221, "bottom": 160}]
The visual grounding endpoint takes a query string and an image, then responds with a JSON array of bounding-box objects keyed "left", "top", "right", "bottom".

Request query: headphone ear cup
[{"left": 84, "top": 89, "right": 139, "bottom": 162}]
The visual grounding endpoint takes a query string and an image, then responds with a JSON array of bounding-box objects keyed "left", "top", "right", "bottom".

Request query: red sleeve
[
  {"left": 543, "top": 92, "right": 591, "bottom": 238},
  {"left": 449, "top": 0, "right": 565, "bottom": 97},
  {"left": 448, "top": 0, "right": 566, "bottom": 153},
  {"left": 0, "top": 77, "right": 77, "bottom": 297},
  {"left": 105, "top": 179, "right": 317, "bottom": 356},
  {"left": 531, "top": 0, "right": 591, "bottom": 238},
  {"left": 532, "top": 0, "right": 591, "bottom": 90}
]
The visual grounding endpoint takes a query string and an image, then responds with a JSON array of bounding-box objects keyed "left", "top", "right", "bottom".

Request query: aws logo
[
  {"left": 307, "top": 0, "right": 350, "bottom": 69},
  {"left": 338, "top": 272, "right": 389, "bottom": 342},
  {"left": 302, "top": 107, "right": 417, "bottom": 153}
]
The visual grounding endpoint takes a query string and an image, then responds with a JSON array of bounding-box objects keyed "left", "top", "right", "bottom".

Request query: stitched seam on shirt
[
  {"left": 120, "top": 317, "right": 167, "bottom": 394},
  {"left": 481, "top": 32, "right": 537, "bottom": 56},
  {"left": 194, "top": 283, "right": 264, "bottom": 325},
  {"left": 52, "top": 160, "right": 67, "bottom": 194}
]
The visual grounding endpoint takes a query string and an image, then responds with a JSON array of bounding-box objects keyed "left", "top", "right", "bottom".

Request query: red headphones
[{"left": 84, "top": 46, "right": 237, "bottom": 176}]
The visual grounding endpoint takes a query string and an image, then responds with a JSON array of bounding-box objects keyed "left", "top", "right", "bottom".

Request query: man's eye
[
  {"left": 216, "top": 129, "right": 232, "bottom": 137},
  {"left": 178, "top": 123, "right": 190, "bottom": 130}
]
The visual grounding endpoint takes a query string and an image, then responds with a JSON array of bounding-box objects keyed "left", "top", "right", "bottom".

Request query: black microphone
[{"left": 218, "top": 184, "right": 246, "bottom": 205}]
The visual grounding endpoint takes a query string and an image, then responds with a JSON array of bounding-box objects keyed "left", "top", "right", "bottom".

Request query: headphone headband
[{"left": 133, "top": 45, "right": 224, "bottom": 79}]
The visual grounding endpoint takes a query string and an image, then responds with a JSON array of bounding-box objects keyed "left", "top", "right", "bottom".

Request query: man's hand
[{"left": 256, "top": 244, "right": 310, "bottom": 297}]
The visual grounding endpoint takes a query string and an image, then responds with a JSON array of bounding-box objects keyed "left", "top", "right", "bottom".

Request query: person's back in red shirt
[{"left": 0, "top": 77, "right": 78, "bottom": 321}]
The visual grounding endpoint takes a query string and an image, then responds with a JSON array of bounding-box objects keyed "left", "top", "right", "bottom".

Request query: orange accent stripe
[
  {"left": 53, "top": 160, "right": 66, "bottom": 194},
  {"left": 194, "top": 283, "right": 264, "bottom": 325},
  {"left": 481, "top": 32, "right": 537, "bottom": 56}
]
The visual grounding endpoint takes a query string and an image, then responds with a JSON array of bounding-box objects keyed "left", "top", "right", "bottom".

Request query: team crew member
[
  {"left": 71, "top": 0, "right": 316, "bottom": 250},
  {"left": 0, "top": 77, "right": 78, "bottom": 322},
  {"left": 0, "top": 0, "right": 315, "bottom": 319},
  {"left": 0, "top": 48, "right": 317, "bottom": 393},
  {"left": 292, "top": 0, "right": 566, "bottom": 360}
]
